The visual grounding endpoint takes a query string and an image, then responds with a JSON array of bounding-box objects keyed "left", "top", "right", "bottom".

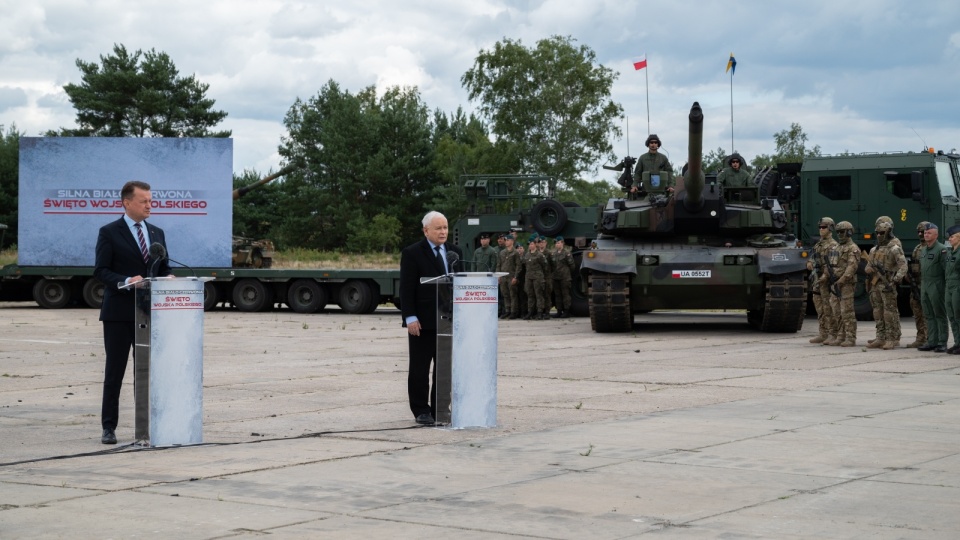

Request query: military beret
[
  {"left": 555, "top": 236, "right": 564, "bottom": 242},
  {"left": 479, "top": 233, "right": 490, "bottom": 239},
  {"left": 527, "top": 237, "right": 537, "bottom": 244},
  {"left": 924, "top": 223, "right": 939, "bottom": 231},
  {"left": 947, "top": 225, "right": 960, "bottom": 236},
  {"left": 504, "top": 234, "right": 514, "bottom": 240}
]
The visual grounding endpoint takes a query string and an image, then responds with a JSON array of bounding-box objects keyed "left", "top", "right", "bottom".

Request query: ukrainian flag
[{"left": 725, "top": 53, "right": 737, "bottom": 76}]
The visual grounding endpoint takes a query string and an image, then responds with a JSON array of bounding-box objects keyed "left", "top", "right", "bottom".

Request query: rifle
[{"left": 823, "top": 252, "right": 842, "bottom": 298}]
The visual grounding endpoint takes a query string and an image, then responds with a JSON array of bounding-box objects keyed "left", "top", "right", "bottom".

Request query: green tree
[
  {"left": 278, "top": 81, "right": 438, "bottom": 250},
  {"left": 0, "top": 124, "right": 21, "bottom": 249},
  {"left": 232, "top": 169, "right": 283, "bottom": 242},
  {"left": 54, "top": 43, "right": 229, "bottom": 137},
  {"left": 346, "top": 213, "right": 402, "bottom": 253},
  {"left": 462, "top": 35, "right": 623, "bottom": 190},
  {"left": 751, "top": 123, "right": 821, "bottom": 168}
]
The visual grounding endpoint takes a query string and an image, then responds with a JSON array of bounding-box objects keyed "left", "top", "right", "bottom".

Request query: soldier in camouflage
[
  {"left": 865, "top": 220, "right": 908, "bottom": 349},
  {"left": 630, "top": 134, "right": 674, "bottom": 197},
  {"left": 522, "top": 237, "right": 548, "bottom": 320},
  {"left": 551, "top": 236, "right": 576, "bottom": 318},
  {"left": 904, "top": 222, "right": 928, "bottom": 348},
  {"left": 918, "top": 223, "right": 948, "bottom": 352},
  {"left": 538, "top": 236, "right": 554, "bottom": 315},
  {"left": 865, "top": 216, "right": 904, "bottom": 347},
  {"left": 824, "top": 221, "right": 861, "bottom": 347},
  {"left": 497, "top": 235, "right": 521, "bottom": 320},
  {"left": 808, "top": 217, "right": 839, "bottom": 344},
  {"left": 716, "top": 153, "right": 752, "bottom": 188},
  {"left": 943, "top": 225, "right": 960, "bottom": 354},
  {"left": 473, "top": 233, "right": 498, "bottom": 273}
]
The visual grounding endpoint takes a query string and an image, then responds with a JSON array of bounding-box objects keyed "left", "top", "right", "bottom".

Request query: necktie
[
  {"left": 435, "top": 246, "right": 446, "bottom": 273},
  {"left": 135, "top": 223, "right": 150, "bottom": 264}
]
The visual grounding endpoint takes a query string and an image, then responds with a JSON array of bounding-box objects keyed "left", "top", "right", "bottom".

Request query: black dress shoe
[
  {"left": 935, "top": 346, "right": 947, "bottom": 353},
  {"left": 101, "top": 428, "right": 117, "bottom": 445},
  {"left": 415, "top": 413, "right": 435, "bottom": 425},
  {"left": 917, "top": 344, "right": 936, "bottom": 351}
]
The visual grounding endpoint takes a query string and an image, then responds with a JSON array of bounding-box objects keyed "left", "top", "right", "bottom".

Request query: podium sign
[{"left": 132, "top": 277, "right": 207, "bottom": 446}]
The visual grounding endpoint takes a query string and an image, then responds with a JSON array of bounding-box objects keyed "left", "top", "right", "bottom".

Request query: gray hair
[{"left": 422, "top": 210, "right": 446, "bottom": 227}]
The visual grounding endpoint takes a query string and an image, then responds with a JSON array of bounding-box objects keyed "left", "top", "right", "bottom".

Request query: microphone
[
  {"left": 445, "top": 250, "right": 460, "bottom": 273},
  {"left": 149, "top": 242, "right": 167, "bottom": 278}
]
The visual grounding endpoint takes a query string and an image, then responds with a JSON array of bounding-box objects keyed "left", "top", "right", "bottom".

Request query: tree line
[{"left": 0, "top": 38, "right": 817, "bottom": 252}]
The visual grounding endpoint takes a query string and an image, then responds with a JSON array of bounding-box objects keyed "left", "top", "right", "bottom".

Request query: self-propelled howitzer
[{"left": 581, "top": 102, "right": 808, "bottom": 333}]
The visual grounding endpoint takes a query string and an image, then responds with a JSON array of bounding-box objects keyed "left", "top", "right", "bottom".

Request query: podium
[
  {"left": 424, "top": 272, "right": 505, "bottom": 428},
  {"left": 122, "top": 277, "right": 210, "bottom": 446}
]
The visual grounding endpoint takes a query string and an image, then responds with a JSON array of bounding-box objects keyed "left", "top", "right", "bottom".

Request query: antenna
[
  {"left": 626, "top": 117, "right": 630, "bottom": 157},
  {"left": 911, "top": 128, "right": 928, "bottom": 151}
]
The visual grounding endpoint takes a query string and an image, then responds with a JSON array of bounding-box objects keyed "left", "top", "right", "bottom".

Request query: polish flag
[{"left": 633, "top": 54, "right": 647, "bottom": 71}]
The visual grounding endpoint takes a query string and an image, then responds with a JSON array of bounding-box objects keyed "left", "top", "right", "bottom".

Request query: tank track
[
  {"left": 588, "top": 272, "right": 633, "bottom": 332},
  {"left": 751, "top": 272, "right": 807, "bottom": 332}
]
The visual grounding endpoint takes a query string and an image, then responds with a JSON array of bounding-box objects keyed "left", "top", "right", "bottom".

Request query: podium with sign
[
  {"left": 424, "top": 271, "right": 505, "bottom": 428},
  {"left": 123, "top": 277, "right": 211, "bottom": 446}
]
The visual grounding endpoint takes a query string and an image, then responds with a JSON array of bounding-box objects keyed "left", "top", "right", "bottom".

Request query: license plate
[{"left": 671, "top": 270, "right": 711, "bottom": 278}]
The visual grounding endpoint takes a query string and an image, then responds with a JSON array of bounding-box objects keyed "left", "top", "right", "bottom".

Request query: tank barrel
[
  {"left": 683, "top": 102, "right": 705, "bottom": 212},
  {"left": 233, "top": 164, "right": 297, "bottom": 200}
]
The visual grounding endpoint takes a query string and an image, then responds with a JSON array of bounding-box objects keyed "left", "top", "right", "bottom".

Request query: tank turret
[{"left": 232, "top": 164, "right": 297, "bottom": 268}]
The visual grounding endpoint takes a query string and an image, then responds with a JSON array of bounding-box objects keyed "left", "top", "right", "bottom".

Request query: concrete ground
[{"left": 1, "top": 304, "right": 958, "bottom": 539}]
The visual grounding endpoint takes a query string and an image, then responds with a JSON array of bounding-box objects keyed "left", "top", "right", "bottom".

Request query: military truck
[
  {"left": 580, "top": 102, "right": 809, "bottom": 333},
  {"left": 450, "top": 174, "right": 601, "bottom": 316},
  {"left": 755, "top": 148, "right": 960, "bottom": 319}
]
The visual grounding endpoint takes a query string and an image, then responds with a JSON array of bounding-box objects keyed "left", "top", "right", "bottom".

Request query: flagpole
[
  {"left": 645, "top": 61, "right": 651, "bottom": 135},
  {"left": 729, "top": 70, "right": 734, "bottom": 153}
]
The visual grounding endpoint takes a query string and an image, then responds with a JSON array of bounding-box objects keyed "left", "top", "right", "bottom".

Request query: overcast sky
[{"left": 2, "top": 0, "right": 959, "bottom": 181}]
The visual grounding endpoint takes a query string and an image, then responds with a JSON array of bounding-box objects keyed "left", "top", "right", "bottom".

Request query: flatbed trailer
[{"left": 0, "top": 264, "right": 400, "bottom": 314}]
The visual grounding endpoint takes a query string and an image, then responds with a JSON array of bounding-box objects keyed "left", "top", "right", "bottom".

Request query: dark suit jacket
[
  {"left": 93, "top": 217, "right": 171, "bottom": 322},
  {"left": 399, "top": 239, "right": 463, "bottom": 330}
]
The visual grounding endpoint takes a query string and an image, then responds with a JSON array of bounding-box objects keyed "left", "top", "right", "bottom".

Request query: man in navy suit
[
  {"left": 93, "top": 180, "right": 171, "bottom": 444},
  {"left": 399, "top": 211, "right": 463, "bottom": 425}
]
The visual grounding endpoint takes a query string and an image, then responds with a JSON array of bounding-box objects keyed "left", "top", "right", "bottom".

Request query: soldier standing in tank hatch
[
  {"left": 824, "top": 221, "right": 861, "bottom": 347},
  {"left": 717, "top": 153, "right": 752, "bottom": 188},
  {"left": 551, "top": 236, "right": 576, "bottom": 318},
  {"left": 630, "top": 134, "right": 674, "bottom": 197},
  {"left": 942, "top": 225, "right": 960, "bottom": 354},
  {"left": 865, "top": 216, "right": 904, "bottom": 348},
  {"left": 904, "top": 221, "right": 929, "bottom": 348},
  {"left": 918, "top": 223, "right": 948, "bottom": 352},
  {"left": 865, "top": 220, "right": 907, "bottom": 349},
  {"left": 808, "top": 217, "right": 839, "bottom": 344},
  {"left": 498, "top": 234, "right": 521, "bottom": 320}
]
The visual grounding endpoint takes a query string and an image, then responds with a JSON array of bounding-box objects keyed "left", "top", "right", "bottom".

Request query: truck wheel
[
  {"left": 232, "top": 278, "right": 274, "bottom": 312},
  {"left": 203, "top": 281, "right": 219, "bottom": 311},
  {"left": 338, "top": 280, "right": 372, "bottom": 314},
  {"left": 287, "top": 279, "right": 328, "bottom": 313},
  {"left": 81, "top": 278, "right": 104, "bottom": 309},
  {"left": 531, "top": 199, "right": 568, "bottom": 237},
  {"left": 33, "top": 279, "right": 72, "bottom": 309}
]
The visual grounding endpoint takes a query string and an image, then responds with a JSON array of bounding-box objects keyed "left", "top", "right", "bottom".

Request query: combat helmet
[
  {"left": 917, "top": 221, "right": 930, "bottom": 233},
  {"left": 645, "top": 134, "right": 662, "bottom": 147},
  {"left": 875, "top": 215, "right": 894, "bottom": 228},
  {"left": 818, "top": 217, "right": 835, "bottom": 231},
  {"left": 836, "top": 221, "right": 854, "bottom": 239},
  {"left": 875, "top": 220, "right": 893, "bottom": 243}
]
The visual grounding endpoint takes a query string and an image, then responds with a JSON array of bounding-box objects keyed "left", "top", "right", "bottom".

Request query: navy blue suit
[
  {"left": 399, "top": 238, "right": 463, "bottom": 418},
  {"left": 93, "top": 217, "right": 170, "bottom": 431}
]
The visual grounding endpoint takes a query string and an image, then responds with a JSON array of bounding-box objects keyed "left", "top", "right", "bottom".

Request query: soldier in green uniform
[
  {"left": 551, "top": 236, "right": 576, "bottom": 318},
  {"left": 918, "top": 223, "right": 948, "bottom": 352},
  {"left": 522, "top": 237, "right": 548, "bottom": 320},
  {"left": 808, "top": 217, "right": 839, "bottom": 344},
  {"left": 866, "top": 216, "right": 904, "bottom": 347},
  {"left": 865, "top": 220, "right": 908, "bottom": 349},
  {"left": 824, "top": 221, "right": 861, "bottom": 347},
  {"left": 538, "top": 236, "right": 554, "bottom": 315},
  {"left": 473, "top": 233, "right": 498, "bottom": 273},
  {"left": 630, "top": 134, "right": 673, "bottom": 197},
  {"left": 497, "top": 234, "right": 521, "bottom": 320},
  {"left": 716, "top": 153, "right": 752, "bottom": 188},
  {"left": 904, "top": 222, "right": 929, "bottom": 348},
  {"left": 943, "top": 225, "right": 960, "bottom": 354}
]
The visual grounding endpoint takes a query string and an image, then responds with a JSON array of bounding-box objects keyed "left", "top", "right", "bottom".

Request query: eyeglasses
[{"left": 819, "top": 225, "right": 829, "bottom": 229}]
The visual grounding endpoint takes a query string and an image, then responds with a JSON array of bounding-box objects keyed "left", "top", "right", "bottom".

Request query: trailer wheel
[
  {"left": 232, "top": 278, "right": 274, "bottom": 312},
  {"left": 33, "top": 279, "right": 72, "bottom": 309},
  {"left": 287, "top": 279, "right": 328, "bottom": 314},
  {"left": 81, "top": 278, "right": 104, "bottom": 309},
  {"left": 338, "top": 280, "right": 372, "bottom": 314},
  {"left": 203, "top": 281, "right": 219, "bottom": 311}
]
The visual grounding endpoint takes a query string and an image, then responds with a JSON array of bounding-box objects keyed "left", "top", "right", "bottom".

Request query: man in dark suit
[
  {"left": 93, "top": 180, "right": 170, "bottom": 444},
  {"left": 399, "top": 211, "right": 463, "bottom": 425}
]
